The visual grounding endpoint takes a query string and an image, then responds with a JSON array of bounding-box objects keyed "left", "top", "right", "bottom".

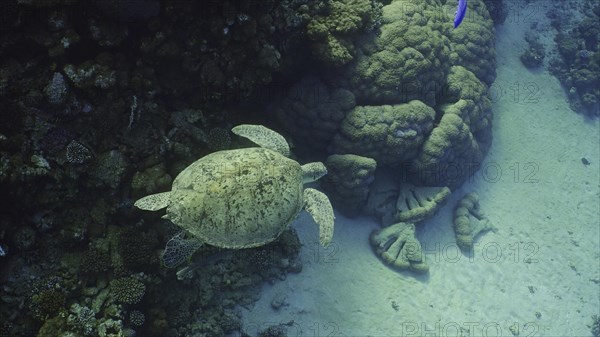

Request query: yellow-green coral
[
  {"left": 29, "top": 289, "right": 66, "bottom": 320},
  {"left": 332, "top": 100, "right": 436, "bottom": 165},
  {"left": 307, "top": 0, "right": 382, "bottom": 66},
  {"left": 449, "top": 1, "right": 496, "bottom": 84},
  {"left": 411, "top": 66, "right": 492, "bottom": 188},
  {"left": 321, "top": 154, "right": 377, "bottom": 216},
  {"left": 344, "top": 0, "right": 453, "bottom": 105}
]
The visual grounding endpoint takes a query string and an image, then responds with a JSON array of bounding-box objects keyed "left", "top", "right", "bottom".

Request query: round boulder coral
[
  {"left": 321, "top": 154, "right": 377, "bottom": 216},
  {"left": 410, "top": 66, "right": 492, "bottom": 188},
  {"left": 335, "top": 0, "right": 453, "bottom": 106},
  {"left": 270, "top": 76, "right": 356, "bottom": 153},
  {"left": 332, "top": 100, "right": 436, "bottom": 165},
  {"left": 306, "top": 0, "right": 382, "bottom": 66}
]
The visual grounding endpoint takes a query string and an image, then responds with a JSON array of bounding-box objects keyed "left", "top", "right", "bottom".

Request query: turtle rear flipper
[
  {"left": 134, "top": 192, "right": 171, "bottom": 211},
  {"left": 304, "top": 188, "right": 335, "bottom": 247},
  {"left": 160, "top": 233, "right": 203, "bottom": 268}
]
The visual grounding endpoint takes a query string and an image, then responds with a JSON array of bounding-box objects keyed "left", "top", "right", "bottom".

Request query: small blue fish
[{"left": 454, "top": 0, "right": 467, "bottom": 28}]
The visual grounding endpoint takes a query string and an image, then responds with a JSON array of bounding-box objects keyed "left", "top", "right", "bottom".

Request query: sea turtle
[{"left": 134, "top": 124, "right": 335, "bottom": 268}]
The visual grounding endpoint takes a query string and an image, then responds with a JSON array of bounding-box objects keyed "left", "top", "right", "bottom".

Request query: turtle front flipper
[
  {"left": 134, "top": 191, "right": 171, "bottom": 211},
  {"left": 160, "top": 232, "right": 203, "bottom": 268},
  {"left": 304, "top": 188, "right": 335, "bottom": 246},
  {"left": 232, "top": 124, "right": 290, "bottom": 157}
]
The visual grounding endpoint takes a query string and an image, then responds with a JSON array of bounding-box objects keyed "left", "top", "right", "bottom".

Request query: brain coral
[
  {"left": 333, "top": 0, "right": 496, "bottom": 106},
  {"left": 410, "top": 65, "right": 492, "bottom": 188},
  {"left": 331, "top": 100, "right": 436, "bottom": 165},
  {"left": 336, "top": 0, "right": 453, "bottom": 106}
]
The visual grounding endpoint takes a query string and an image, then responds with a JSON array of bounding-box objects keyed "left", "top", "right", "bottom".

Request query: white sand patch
[{"left": 239, "top": 1, "right": 600, "bottom": 336}]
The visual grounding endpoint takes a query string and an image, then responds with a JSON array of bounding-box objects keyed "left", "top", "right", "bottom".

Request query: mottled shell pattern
[{"left": 165, "top": 147, "right": 304, "bottom": 249}]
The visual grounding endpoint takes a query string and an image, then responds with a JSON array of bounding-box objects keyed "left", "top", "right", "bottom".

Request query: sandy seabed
[{"left": 240, "top": 2, "right": 600, "bottom": 336}]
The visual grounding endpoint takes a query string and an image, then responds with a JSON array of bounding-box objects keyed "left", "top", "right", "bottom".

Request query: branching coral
[{"left": 110, "top": 276, "right": 146, "bottom": 305}]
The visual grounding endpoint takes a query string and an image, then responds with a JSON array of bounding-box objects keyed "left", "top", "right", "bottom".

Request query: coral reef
[
  {"left": 520, "top": 32, "right": 545, "bottom": 68},
  {"left": 270, "top": 0, "right": 496, "bottom": 191},
  {"left": 482, "top": 0, "right": 508, "bottom": 25},
  {"left": 549, "top": 3, "right": 600, "bottom": 116},
  {"left": 0, "top": 0, "right": 502, "bottom": 334}
]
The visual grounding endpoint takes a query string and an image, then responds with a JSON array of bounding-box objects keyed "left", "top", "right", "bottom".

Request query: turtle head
[{"left": 301, "top": 162, "right": 327, "bottom": 184}]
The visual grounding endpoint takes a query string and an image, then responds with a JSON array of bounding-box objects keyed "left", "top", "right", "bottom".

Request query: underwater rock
[
  {"left": 453, "top": 192, "right": 496, "bottom": 251},
  {"left": 549, "top": 8, "right": 600, "bottom": 116},
  {"left": 589, "top": 315, "right": 600, "bottom": 337},
  {"left": 483, "top": 0, "right": 508, "bottom": 25},
  {"left": 321, "top": 154, "right": 376, "bottom": 217}
]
